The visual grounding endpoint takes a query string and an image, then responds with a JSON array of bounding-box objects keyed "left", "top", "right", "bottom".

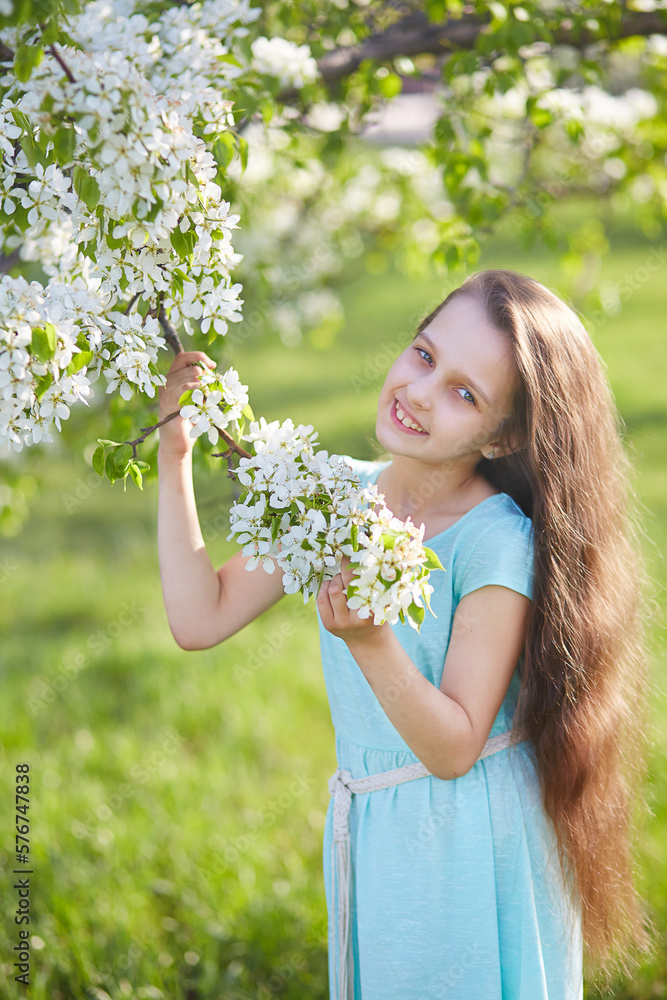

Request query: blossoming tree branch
[
  {"left": 1, "top": 0, "right": 665, "bottom": 611},
  {"left": 0, "top": 0, "right": 451, "bottom": 625}
]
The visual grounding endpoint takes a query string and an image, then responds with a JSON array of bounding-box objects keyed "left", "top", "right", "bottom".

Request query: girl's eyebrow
[{"left": 417, "top": 331, "right": 492, "bottom": 406}]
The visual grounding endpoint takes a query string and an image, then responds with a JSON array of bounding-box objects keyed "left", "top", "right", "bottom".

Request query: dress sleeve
[{"left": 454, "top": 514, "right": 535, "bottom": 602}]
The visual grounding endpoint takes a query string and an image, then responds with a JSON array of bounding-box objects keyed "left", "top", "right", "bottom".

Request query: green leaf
[
  {"left": 426, "top": 0, "right": 447, "bottom": 20},
  {"left": 112, "top": 443, "right": 132, "bottom": 477},
  {"left": 237, "top": 134, "right": 248, "bottom": 173},
  {"left": 19, "top": 132, "right": 41, "bottom": 170},
  {"left": 10, "top": 108, "right": 31, "bottom": 133},
  {"left": 260, "top": 98, "right": 274, "bottom": 124},
  {"left": 53, "top": 125, "right": 76, "bottom": 165},
  {"left": 170, "top": 227, "right": 197, "bottom": 259},
  {"left": 377, "top": 72, "right": 402, "bottom": 99},
  {"left": 34, "top": 372, "right": 53, "bottom": 399},
  {"left": 350, "top": 522, "right": 358, "bottom": 552},
  {"left": 66, "top": 349, "right": 93, "bottom": 374},
  {"left": 178, "top": 389, "right": 194, "bottom": 407},
  {"left": 528, "top": 106, "right": 553, "bottom": 129},
  {"left": 422, "top": 546, "right": 445, "bottom": 571},
  {"left": 73, "top": 166, "right": 100, "bottom": 211},
  {"left": 406, "top": 602, "right": 426, "bottom": 630},
  {"left": 14, "top": 44, "right": 43, "bottom": 83},
  {"left": 242, "top": 402, "right": 254, "bottom": 421},
  {"left": 104, "top": 450, "right": 118, "bottom": 483},
  {"left": 40, "top": 19, "right": 60, "bottom": 45},
  {"left": 171, "top": 267, "right": 186, "bottom": 298},
  {"left": 212, "top": 132, "right": 236, "bottom": 171},
  {"left": 9, "top": 0, "right": 33, "bottom": 25},
  {"left": 128, "top": 462, "right": 144, "bottom": 490},
  {"left": 218, "top": 53, "right": 242, "bottom": 68},
  {"left": 92, "top": 444, "right": 105, "bottom": 478},
  {"left": 94, "top": 439, "right": 124, "bottom": 482},
  {"left": 434, "top": 116, "right": 456, "bottom": 147},
  {"left": 31, "top": 324, "right": 57, "bottom": 361},
  {"left": 565, "top": 119, "right": 584, "bottom": 143},
  {"left": 185, "top": 161, "right": 200, "bottom": 188}
]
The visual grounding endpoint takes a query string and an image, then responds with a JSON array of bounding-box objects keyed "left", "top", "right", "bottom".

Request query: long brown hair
[{"left": 420, "top": 269, "right": 655, "bottom": 981}]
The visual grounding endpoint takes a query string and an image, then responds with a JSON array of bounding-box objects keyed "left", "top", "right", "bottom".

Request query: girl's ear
[{"left": 487, "top": 425, "right": 526, "bottom": 459}]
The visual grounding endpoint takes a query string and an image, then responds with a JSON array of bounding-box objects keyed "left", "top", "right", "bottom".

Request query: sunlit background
[{"left": 2, "top": 27, "right": 667, "bottom": 1000}]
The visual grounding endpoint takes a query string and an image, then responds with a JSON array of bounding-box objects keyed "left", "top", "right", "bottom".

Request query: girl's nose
[{"left": 406, "top": 379, "right": 432, "bottom": 412}]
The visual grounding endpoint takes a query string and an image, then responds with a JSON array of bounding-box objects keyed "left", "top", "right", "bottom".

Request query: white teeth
[{"left": 395, "top": 402, "right": 425, "bottom": 433}]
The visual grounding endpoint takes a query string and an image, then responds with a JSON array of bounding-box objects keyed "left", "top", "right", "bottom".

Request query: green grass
[{"left": 1, "top": 209, "right": 667, "bottom": 999}]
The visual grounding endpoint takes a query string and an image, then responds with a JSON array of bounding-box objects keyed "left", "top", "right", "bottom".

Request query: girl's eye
[
  {"left": 415, "top": 346, "right": 433, "bottom": 366},
  {"left": 456, "top": 387, "right": 476, "bottom": 405},
  {"left": 415, "top": 347, "right": 477, "bottom": 406}
]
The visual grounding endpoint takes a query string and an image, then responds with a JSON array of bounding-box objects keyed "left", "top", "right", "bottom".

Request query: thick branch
[{"left": 312, "top": 9, "right": 667, "bottom": 89}]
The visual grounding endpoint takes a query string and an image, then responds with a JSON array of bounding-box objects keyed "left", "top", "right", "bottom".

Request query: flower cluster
[
  {"left": 0, "top": 274, "right": 101, "bottom": 450},
  {"left": 4, "top": 46, "right": 245, "bottom": 328},
  {"left": 0, "top": 0, "right": 320, "bottom": 455},
  {"left": 179, "top": 366, "right": 249, "bottom": 445},
  {"left": 227, "top": 417, "right": 442, "bottom": 629},
  {"left": 250, "top": 36, "right": 318, "bottom": 90},
  {"left": 99, "top": 312, "right": 168, "bottom": 402}
]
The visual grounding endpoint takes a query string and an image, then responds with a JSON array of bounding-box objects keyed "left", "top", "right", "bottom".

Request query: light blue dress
[{"left": 318, "top": 457, "right": 584, "bottom": 1000}]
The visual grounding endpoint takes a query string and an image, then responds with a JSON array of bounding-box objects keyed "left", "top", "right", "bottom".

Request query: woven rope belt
[{"left": 326, "top": 728, "right": 528, "bottom": 1000}]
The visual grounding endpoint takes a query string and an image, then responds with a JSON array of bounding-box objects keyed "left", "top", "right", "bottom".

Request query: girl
[{"left": 157, "top": 268, "right": 652, "bottom": 999}]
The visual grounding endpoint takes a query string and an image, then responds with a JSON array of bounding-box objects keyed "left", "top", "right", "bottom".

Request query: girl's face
[{"left": 376, "top": 294, "right": 518, "bottom": 465}]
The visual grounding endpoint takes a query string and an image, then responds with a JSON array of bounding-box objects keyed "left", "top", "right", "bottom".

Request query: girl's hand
[
  {"left": 317, "top": 557, "right": 390, "bottom": 648},
  {"left": 157, "top": 351, "right": 216, "bottom": 458}
]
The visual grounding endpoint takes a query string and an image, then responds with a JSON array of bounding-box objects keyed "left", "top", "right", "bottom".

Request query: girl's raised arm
[{"left": 157, "top": 351, "right": 285, "bottom": 650}]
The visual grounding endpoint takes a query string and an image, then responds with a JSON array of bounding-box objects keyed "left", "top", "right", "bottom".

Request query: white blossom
[
  {"left": 250, "top": 36, "right": 318, "bottom": 90},
  {"left": 227, "top": 419, "right": 442, "bottom": 627}
]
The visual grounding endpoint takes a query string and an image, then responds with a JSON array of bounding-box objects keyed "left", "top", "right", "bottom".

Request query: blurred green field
[{"left": 1, "top": 210, "right": 666, "bottom": 999}]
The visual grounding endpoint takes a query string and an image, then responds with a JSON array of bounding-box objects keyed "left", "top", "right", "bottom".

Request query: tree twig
[
  {"left": 121, "top": 409, "right": 252, "bottom": 467},
  {"left": 124, "top": 292, "right": 140, "bottom": 315},
  {"left": 0, "top": 250, "right": 20, "bottom": 275},
  {"left": 157, "top": 306, "right": 184, "bottom": 355},
  {"left": 49, "top": 44, "right": 76, "bottom": 84}
]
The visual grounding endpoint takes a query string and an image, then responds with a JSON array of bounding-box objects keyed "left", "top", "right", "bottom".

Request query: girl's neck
[{"left": 376, "top": 455, "right": 500, "bottom": 524}]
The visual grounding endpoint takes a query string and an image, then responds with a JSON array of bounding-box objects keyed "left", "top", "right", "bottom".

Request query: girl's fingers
[{"left": 169, "top": 351, "right": 216, "bottom": 375}]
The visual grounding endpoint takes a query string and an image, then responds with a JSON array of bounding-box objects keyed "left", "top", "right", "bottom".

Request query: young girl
[{"left": 157, "top": 268, "right": 651, "bottom": 999}]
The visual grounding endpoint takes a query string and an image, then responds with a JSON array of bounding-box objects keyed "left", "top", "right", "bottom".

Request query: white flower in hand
[{"left": 180, "top": 387, "right": 229, "bottom": 444}]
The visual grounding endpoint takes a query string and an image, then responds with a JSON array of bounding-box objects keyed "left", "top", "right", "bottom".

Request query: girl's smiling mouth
[{"left": 392, "top": 399, "right": 428, "bottom": 435}]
